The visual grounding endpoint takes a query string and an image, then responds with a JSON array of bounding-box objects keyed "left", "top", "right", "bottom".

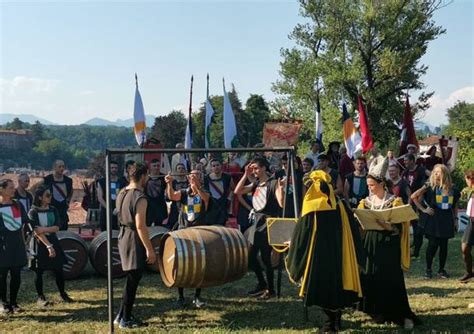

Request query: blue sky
[{"left": 1, "top": 0, "right": 473, "bottom": 126}]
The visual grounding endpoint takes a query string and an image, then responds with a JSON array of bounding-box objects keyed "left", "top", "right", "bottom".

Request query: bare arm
[
  {"left": 165, "top": 174, "right": 182, "bottom": 202},
  {"left": 135, "top": 198, "right": 155, "bottom": 264},
  {"left": 97, "top": 182, "right": 107, "bottom": 208},
  {"left": 275, "top": 178, "right": 285, "bottom": 208},
  {"left": 410, "top": 185, "right": 432, "bottom": 214},
  {"left": 234, "top": 164, "right": 255, "bottom": 195}
]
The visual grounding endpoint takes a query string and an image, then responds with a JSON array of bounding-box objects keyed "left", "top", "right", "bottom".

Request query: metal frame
[{"left": 105, "top": 146, "right": 298, "bottom": 333}]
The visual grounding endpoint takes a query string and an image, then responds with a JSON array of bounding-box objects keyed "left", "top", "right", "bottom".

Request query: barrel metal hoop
[
  {"left": 174, "top": 233, "right": 185, "bottom": 286},
  {"left": 221, "top": 227, "right": 237, "bottom": 279},
  {"left": 195, "top": 228, "right": 207, "bottom": 287},
  {"left": 233, "top": 229, "right": 247, "bottom": 273},
  {"left": 215, "top": 227, "right": 230, "bottom": 282},
  {"left": 181, "top": 228, "right": 198, "bottom": 287}
]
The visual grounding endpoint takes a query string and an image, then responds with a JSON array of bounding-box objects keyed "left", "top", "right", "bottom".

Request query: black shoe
[
  {"left": 247, "top": 285, "right": 267, "bottom": 297},
  {"left": 10, "top": 304, "right": 23, "bottom": 313},
  {"left": 438, "top": 269, "right": 450, "bottom": 279},
  {"left": 257, "top": 290, "right": 276, "bottom": 300},
  {"left": 60, "top": 293, "right": 74, "bottom": 303},
  {"left": 424, "top": 269, "right": 433, "bottom": 279},
  {"left": 192, "top": 297, "right": 206, "bottom": 309},
  {"left": 0, "top": 302, "right": 11, "bottom": 314},
  {"left": 176, "top": 297, "right": 186, "bottom": 309},
  {"left": 459, "top": 273, "right": 474, "bottom": 283},
  {"left": 37, "top": 295, "right": 49, "bottom": 307}
]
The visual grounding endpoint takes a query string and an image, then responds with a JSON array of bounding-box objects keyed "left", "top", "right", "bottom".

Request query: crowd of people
[{"left": 0, "top": 140, "right": 473, "bottom": 331}]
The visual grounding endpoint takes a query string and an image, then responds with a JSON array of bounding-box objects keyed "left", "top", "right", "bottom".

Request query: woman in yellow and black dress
[
  {"left": 286, "top": 170, "right": 362, "bottom": 332},
  {"left": 358, "top": 159, "right": 419, "bottom": 329}
]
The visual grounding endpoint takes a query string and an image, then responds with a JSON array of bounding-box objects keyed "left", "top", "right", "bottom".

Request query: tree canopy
[{"left": 273, "top": 0, "right": 446, "bottom": 148}]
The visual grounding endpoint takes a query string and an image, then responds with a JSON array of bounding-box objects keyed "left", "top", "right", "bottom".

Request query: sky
[{"left": 1, "top": 0, "right": 473, "bottom": 126}]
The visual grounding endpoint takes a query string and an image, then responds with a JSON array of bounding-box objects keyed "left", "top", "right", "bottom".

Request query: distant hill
[
  {"left": 0, "top": 113, "right": 157, "bottom": 127},
  {"left": 0, "top": 113, "right": 56, "bottom": 125},
  {"left": 414, "top": 121, "right": 437, "bottom": 132},
  {"left": 82, "top": 115, "right": 156, "bottom": 127}
]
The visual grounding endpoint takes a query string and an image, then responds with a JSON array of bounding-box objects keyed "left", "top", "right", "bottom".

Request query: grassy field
[{"left": 0, "top": 234, "right": 473, "bottom": 333}]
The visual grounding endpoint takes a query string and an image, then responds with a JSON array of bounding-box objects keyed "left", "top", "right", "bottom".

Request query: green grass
[{"left": 1, "top": 235, "right": 473, "bottom": 333}]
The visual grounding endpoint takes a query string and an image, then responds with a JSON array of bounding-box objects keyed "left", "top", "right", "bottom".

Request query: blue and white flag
[{"left": 223, "top": 79, "right": 238, "bottom": 149}]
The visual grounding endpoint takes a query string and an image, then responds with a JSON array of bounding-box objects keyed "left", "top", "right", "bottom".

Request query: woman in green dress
[{"left": 358, "top": 159, "right": 419, "bottom": 329}]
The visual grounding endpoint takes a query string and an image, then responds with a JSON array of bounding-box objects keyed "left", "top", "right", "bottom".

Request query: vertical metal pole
[
  {"left": 105, "top": 152, "right": 114, "bottom": 333},
  {"left": 289, "top": 149, "right": 299, "bottom": 218}
]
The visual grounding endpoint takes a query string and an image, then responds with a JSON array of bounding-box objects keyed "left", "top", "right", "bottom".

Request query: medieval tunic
[
  {"left": 422, "top": 185, "right": 460, "bottom": 240},
  {"left": 0, "top": 201, "right": 28, "bottom": 268},
  {"left": 286, "top": 171, "right": 362, "bottom": 309},
  {"left": 43, "top": 174, "right": 73, "bottom": 229},
  {"left": 358, "top": 195, "right": 417, "bottom": 325},
  {"left": 116, "top": 189, "right": 148, "bottom": 271},
  {"left": 28, "top": 205, "right": 66, "bottom": 270}
]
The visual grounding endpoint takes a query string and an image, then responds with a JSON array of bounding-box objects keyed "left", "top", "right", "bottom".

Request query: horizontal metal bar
[{"left": 106, "top": 146, "right": 295, "bottom": 154}]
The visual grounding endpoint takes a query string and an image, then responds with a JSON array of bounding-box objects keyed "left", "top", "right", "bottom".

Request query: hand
[
  {"left": 48, "top": 247, "right": 56, "bottom": 258},
  {"left": 277, "top": 177, "right": 286, "bottom": 189},
  {"left": 146, "top": 248, "right": 156, "bottom": 265},
  {"left": 34, "top": 227, "right": 45, "bottom": 234},
  {"left": 244, "top": 163, "right": 254, "bottom": 177},
  {"left": 165, "top": 172, "right": 173, "bottom": 184},
  {"left": 424, "top": 207, "right": 435, "bottom": 216}
]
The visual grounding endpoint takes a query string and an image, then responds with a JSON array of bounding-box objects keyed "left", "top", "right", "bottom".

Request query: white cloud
[
  {"left": 1, "top": 76, "right": 59, "bottom": 96},
  {"left": 421, "top": 86, "right": 474, "bottom": 126}
]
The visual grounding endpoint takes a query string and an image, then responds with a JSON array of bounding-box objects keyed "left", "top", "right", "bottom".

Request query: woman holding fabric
[{"left": 358, "top": 158, "right": 419, "bottom": 329}]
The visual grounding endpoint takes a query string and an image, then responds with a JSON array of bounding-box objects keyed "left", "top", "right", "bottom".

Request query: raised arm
[
  {"left": 234, "top": 164, "right": 255, "bottom": 195},
  {"left": 165, "top": 173, "right": 182, "bottom": 202}
]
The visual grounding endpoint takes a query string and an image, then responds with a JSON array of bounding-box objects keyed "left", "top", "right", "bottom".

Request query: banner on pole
[{"left": 263, "top": 122, "right": 302, "bottom": 147}]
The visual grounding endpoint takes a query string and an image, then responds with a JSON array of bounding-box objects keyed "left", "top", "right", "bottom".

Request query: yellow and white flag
[{"left": 134, "top": 73, "right": 146, "bottom": 147}]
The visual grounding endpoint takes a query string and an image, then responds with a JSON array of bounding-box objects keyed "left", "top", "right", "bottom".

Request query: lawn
[{"left": 1, "top": 234, "right": 473, "bottom": 333}]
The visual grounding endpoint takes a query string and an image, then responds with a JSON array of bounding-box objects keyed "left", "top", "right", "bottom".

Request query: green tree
[
  {"left": 445, "top": 101, "right": 474, "bottom": 182},
  {"left": 6, "top": 117, "right": 25, "bottom": 130},
  {"left": 31, "top": 121, "right": 45, "bottom": 140},
  {"left": 239, "top": 94, "right": 271, "bottom": 147},
  {"left": 273, "top": 0, "right": 446, "bottom": 148},
  {"left": 150, "top": 110, "right": 187, "bottom": 148}
]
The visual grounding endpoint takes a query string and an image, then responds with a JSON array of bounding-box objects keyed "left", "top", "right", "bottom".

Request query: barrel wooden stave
[
  {"left": 89, "top": 231, "right": 125, "bottom": 278},
  {"left": 158, "top": 225, "right": 248, "bottom": 288},
  {"left": 56, "top": 231, "right": 88, "bottom": 280},
  {"left": 147, "top": 226, "right": 169, "bottom": 272}
]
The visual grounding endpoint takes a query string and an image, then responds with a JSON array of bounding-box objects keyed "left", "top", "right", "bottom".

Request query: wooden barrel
[
  {"left": 89, "top": 231, "right": 125, "bottom": 278},
  {"left": 56, "top": 231, "right": 88, "bottom": 280},
  {"left": 158, "top": 225, "right": 248, "bottom": 288},
  {"left": 147, "top": 226, "right": 169, "bottom": 272},
  {"left": 243, "top": 228, "right": 280, "bottom": 270}
]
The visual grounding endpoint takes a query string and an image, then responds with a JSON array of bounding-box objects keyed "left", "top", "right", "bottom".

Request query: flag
[
  {"left": 223, "top": 79, "right": 238, "bottom": 148},
  {"left": 342, "top": 102, "right": 362, "bottom": 158},
  {"left": 205, "top": 73, "right": 215, "bottom": 149},
  {"left": 315, "top": 95, "right": 323, "bottom": 142},
  {"left": 357, "top": 95, "right": 374, "bottom": 153},
  {"left": 398, "top": 94, "right": 418, "bottom": 156},
  {"left": 184, "top": 75, "right": 193, "bottom": 149},
  {"left": 133, "top": 73, "right": 146, "bottom": 147}
]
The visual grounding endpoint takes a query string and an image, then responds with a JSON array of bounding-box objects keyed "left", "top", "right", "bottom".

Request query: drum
[
  {"left": 158, "top": 225, "right": 248, "bottom": 288},
  {"left": 56, "top": 231, "right": 88, "bottom": 280},
  {"left": 147, "top": 226, "right": 169, "bottom": 272},
  {"left": 243, "top": 228, "right": 280, "bottom": 270},
  {"left": 89, "top": 231, "right": 125, "bottom": 278}
]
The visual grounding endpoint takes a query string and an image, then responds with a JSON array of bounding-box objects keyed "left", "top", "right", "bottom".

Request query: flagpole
[
  {"left": 185, "top": 75, "right": 193, "bottom": 159},
  {"left": 205, "top": 74, "right": 210, "bottom": 149}
]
